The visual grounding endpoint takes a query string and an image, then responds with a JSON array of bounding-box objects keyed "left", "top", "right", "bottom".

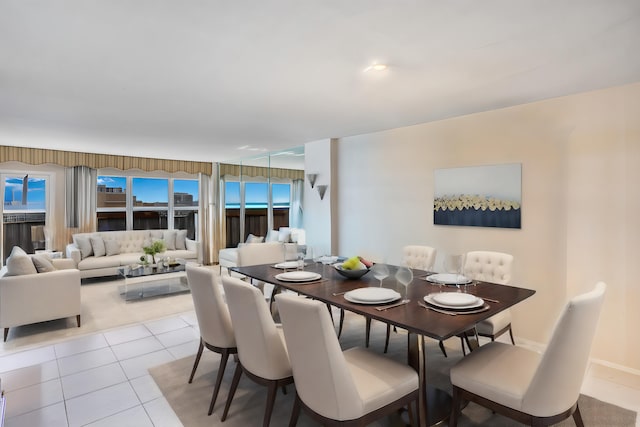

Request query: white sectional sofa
[
  {"left": 66, "top": 229, "right": 200, "bottom": 279},
  {"left": 218, "top": 227, "right": 304, "bottom": 269}
]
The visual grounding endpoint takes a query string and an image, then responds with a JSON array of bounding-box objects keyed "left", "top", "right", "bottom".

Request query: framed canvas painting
[{"left": 434, "top": 163, "right": 521, "bottom": 229}]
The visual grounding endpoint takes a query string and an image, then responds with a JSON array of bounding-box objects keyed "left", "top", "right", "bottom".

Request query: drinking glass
[
  {"left": 296, "top": 246, "right": 307, "bottom": 271},
  {"left": 371, "top": 263, "right": 389, "bottom": 287},
  {"left": 395, "top": 266, "right": 413, "bottom": 301}
]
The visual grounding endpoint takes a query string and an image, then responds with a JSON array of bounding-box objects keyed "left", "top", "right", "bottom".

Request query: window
[
  {"left": 97, "top": 176, "right": 127, "bottom": 231},
  {"left": 173, "top": 179, "right": 199, "bottom": 240},
  {"left": 97, "top": 175, "right": 199, "bottom": 238},
  {"left": 2, "top": 174, "right": 49, "bottom": 260},
  {"left": 224, "top": 180, "right": 291, "bottom": 248},
  {"left": 132, "top": 178, "right": 168, "bottom": 230}
]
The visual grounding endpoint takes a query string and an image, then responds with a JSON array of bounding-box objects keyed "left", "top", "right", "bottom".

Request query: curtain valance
[
  {"left": 219, "top": 163, "right": 304, "bottom": 180},
  {"left": 0, "top": 145, "right": 212, "bottom": 175}
]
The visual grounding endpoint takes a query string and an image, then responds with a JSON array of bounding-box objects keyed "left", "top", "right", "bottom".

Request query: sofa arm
[
  {"left": 66, "top": 243, "right": 81, "bottom": 266},
  {"left": 186, "top": 238, "right": 201, "bottom": 254}
]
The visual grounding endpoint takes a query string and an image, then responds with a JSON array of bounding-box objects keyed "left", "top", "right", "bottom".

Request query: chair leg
[
  {"left": 208, "top": 349, "right": 232, "bottom": 416},
  {"left": 288, "top": 394, "right": 302, "bottom": 427},
  {"left": 76, "top": 314, "right": 81, "bottom": 327},
  {"left": 3, "top": 328, "right": 8, "bottom": 342},
  {"left": 384, "top": 323, "right": 391, "bottom": 353},
  {"left": 337, "top": 309, "right": 345, "bottom": 338},
  {"left": 407, "top": 400, "right": 416, "bottom": 427},
  {"left": 572, "top": 403, "right": 585, "bottom": 427},
  {"left": 460, "top": 336, "right": 467, "bottom": 356},
  {"left": 438, "top": 340, "right": 448, "bottom": 357},
  {"left": 263, "top": 381, "right": 279, "bottom": 427},
  {"left": 188, "top": 339, "right": 205, "bottom": 383},
  {"left": 365, "top": 317, "right": 372, "bottom": 347},
  {"left": 326, "top": 303, "right": 334, "bottom": 322},
  {"left": 449, "top": 386, "right": 461, "bottom": 427},
  {"left": 508, "top": 326, "right": 515, "bottom": 345},
  {"left": 221, "top": 362, "right": 243, "bottom": 421}
]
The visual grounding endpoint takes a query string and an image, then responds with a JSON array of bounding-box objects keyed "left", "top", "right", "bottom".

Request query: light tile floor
[
  {"left": 1, "top": 309, "right": 639, "bottom": 426},
  {"left": 0, "top": 312, "right": 200, "bottom": 427}
]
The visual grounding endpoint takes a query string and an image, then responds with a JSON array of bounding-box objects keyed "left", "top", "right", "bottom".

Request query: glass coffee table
[{"left": 118, "top": 263, "right": 190, "bottom": 301}]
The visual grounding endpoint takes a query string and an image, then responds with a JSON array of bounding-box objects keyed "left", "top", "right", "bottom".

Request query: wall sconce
[
  {"left": 316, "top": 185, "right": 328, "bottom": 200},
  {"left": 307, "top": 173, "right": 318, "bottom": 188}
]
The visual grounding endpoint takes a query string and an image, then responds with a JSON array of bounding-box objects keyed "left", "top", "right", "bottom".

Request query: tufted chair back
[
  {"left": 402, "top": 245, "right": 437, "bottom": 271},
  {"left": 463, "top": 251, "right": 513, "bottom": 285}
]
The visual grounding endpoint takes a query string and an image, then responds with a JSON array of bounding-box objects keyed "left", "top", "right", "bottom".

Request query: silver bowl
[{"left": 334, "top": 263, "right": 370, "bottom": 279}]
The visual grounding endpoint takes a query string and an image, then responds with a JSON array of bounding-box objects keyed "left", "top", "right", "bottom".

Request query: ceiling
[{"left": 1, "top": 1, "right": 639, "bottom": 167}]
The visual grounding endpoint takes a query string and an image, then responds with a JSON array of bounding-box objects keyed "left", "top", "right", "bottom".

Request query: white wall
[
  {"left": 306, "top": 81, "right": 640, "bottom": 372},
  {"left": 303, "top": 139, "right": 334, "bottom": 256}
]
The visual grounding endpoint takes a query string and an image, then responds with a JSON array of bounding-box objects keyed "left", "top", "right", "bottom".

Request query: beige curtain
[
  {"left": 214, "top": 170, "right": 227, "bottom": 264},
  {"left": 198, "top": 173, "right": 213, "bottom": 265},
  {"left": 65, "top": 166, "right": 97, "bottom": 242}
]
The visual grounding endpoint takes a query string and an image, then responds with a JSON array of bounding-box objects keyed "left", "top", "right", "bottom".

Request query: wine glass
[
  {"left": 371, "top": 263, "right": 389, "bottom": 287},
  {"left": 395, "top": 266, "right": 413, "bottom": 301},
  {"left": 443, "top": 254, "right": 464, "bottom": 290}
]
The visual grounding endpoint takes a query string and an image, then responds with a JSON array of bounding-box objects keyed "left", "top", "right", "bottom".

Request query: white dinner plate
[
  {"left": 344, "top": 287, "right": 401, "bottom": 304},
  {"left": 425, "top": 273, "right": 472, "bottom": 285},
  {"left": 273, "top": 261, "right": 301, "bottom": 269},
  {"left": 275, "top": 271, "right": 322, "bottom": 282},
  {"left": 424, "top": 293, "right": 484, "bottom": 310},
  {"left": 432, "top": 292, "right": 479, "bottom": 307}
]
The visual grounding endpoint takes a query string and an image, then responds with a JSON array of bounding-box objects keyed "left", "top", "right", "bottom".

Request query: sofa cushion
[
  {"left": 163, "top": 230, "right": 177, "bottom": 250},
  {"left": 278, "top": 227, "right": 291, "bottom": 243},
  {"left": 5, "top": 247, "right": 38, "bottom": 276},
  {"left": 90, "top": 236, "right": 106, "bottom": 257},
  {"left": 175, "top": 230, "right": 187, "bottom": 250},
  {"left": 78, "top": 255, "right": 123, "bottom": 270},
  {"left": 104, "top": 239, "right": 121, "bottom": 256},
  {"left": 75, "top": 235, "right": 94, "bottom": 259},
  {"left": 32, "top": 254, "right": 56, "bottom": 273}
]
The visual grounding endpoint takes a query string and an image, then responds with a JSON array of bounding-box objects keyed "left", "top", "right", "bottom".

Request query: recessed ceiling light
[{"left": 364, "top": 63, "right": 388, "bottom": 72}]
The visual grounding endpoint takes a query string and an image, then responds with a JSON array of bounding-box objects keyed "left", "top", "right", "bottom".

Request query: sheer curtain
[
  {"left": 65, "top": 166, "right": 97, "bottom": 242},
  {"left": 290, "top": 179, "right": 304, "bottom": 228}
]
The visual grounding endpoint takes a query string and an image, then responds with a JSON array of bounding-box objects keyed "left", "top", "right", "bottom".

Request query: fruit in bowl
[{"left": 334, "top": 256, "right": 370, "bottom": 279}]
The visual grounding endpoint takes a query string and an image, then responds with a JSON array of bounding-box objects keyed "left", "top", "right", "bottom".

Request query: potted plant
[{"left": 140, "top": 240, "right": 166, "bottom": 265}]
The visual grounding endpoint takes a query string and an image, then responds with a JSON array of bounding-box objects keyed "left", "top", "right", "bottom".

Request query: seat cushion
[
  {"left": 450, "top": 341, "right": 540, "bottom": 411},
  {"left": 343, "top": 347, "right": 418, "bottom": 416},
  {"left": 476, "top": 309, "right": 512, "bottom": 335}
]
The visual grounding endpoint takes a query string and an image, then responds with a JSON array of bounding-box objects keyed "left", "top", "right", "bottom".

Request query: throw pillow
[
  {"left": 31, "top": 255, "right": 56, "bottom": 273},
  {"left": 245, "top": 234, "right": 264, "bottom": 244},
  {"left": 90, "top": 236, "right": 106, "bottom": 257},
  {"left": 75, "top": 235, "right": 94, "bottom": 259},
  {"left": 175, "top": 230, "right": 187, "bottom": 250},
  {"left": 163, "top": 230, "right": 177, "bottom": 250},
  {"left": 265, "top": 229, "right": 279, "bottom": 242},
  {"left": 5, "top": 248, "right": 38, "bottom": 276},
  {"left": 278, "top": 227, "right": 291, "bottom": 243},
  {"left": 10, "top": 246, "right": 28, "bottom": 257},
  {"left": 104, "top": 240, "right": 121, "bottom": 256}
]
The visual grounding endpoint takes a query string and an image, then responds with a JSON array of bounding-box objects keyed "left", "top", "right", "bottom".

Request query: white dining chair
[
  {"left": 185, "top": 265, "right": 237, "bottom": 416},
  {"left": 276, "top": 293, "right": 419, "bottom": 426},
  {"left": 449, "top": 282, "right": 606, "bottom": 427},
  {"left": 220, "top": 275, "right": 293, "bottom": 427},
  {"left": 462, "top": 251, "right": 514, "bottom": 352}
]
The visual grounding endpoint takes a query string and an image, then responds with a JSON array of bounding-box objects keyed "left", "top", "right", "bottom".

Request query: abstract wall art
[{"left": 434, "top": 163, "right": 522, "bottom": 229}]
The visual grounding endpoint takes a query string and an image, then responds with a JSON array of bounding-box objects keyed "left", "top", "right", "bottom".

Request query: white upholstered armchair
[{"left": 0, "top": 258, "right": 81, "bottom": 341}]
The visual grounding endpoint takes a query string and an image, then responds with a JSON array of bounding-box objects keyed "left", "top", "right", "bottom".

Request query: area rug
[{"left": 150, "top": 313, "right": 637, "bottom": 426}]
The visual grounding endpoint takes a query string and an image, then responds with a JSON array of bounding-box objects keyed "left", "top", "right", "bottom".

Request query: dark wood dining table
[{"left": 231, "top": 262, "right": 535, "bottom": 426}]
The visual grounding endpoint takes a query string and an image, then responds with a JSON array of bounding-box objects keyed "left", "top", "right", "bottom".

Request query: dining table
[{"left": 231, "top": 261, "right": 536, "bottom": 426}]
